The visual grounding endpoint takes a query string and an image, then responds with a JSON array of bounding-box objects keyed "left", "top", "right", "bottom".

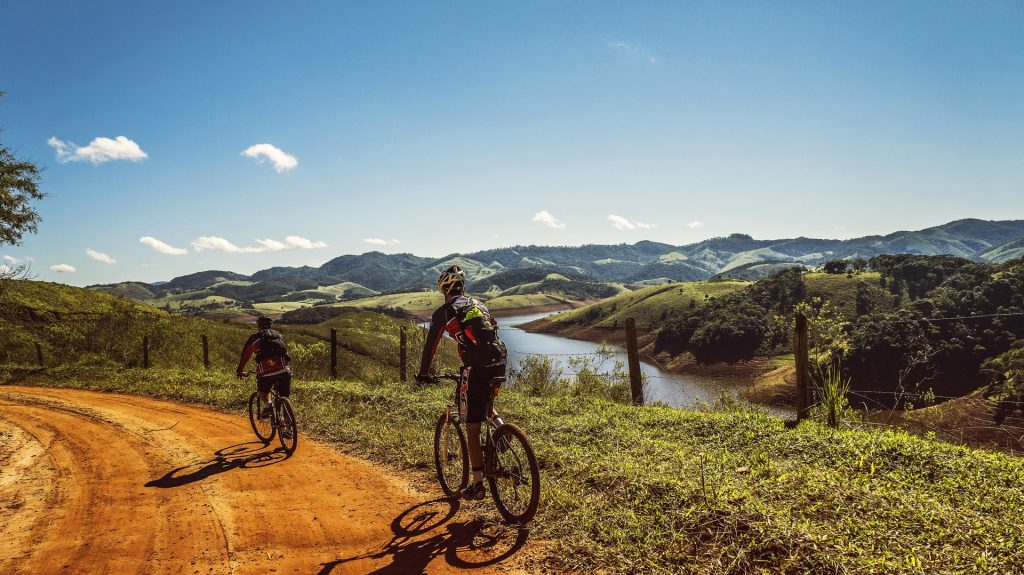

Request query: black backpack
[
  {"left": 256, "top": 329, "right": 289, "bottom": 361},
  {"left": 449, "top": 297, "right": 507, "bottom": 368}
]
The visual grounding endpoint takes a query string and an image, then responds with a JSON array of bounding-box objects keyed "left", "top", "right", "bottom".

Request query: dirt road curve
[{"left": 0, "top": 386, "right": 535, "bottom": 575}]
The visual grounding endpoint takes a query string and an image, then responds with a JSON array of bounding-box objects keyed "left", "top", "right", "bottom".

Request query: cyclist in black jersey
[{"left": 416, "top": 265, "right": 507, "bottom": 500}]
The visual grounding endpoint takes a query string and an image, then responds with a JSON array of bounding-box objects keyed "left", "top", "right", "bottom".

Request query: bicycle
[
  {"left": 243, "top": 371, "right": 298, "bottom": 454},
  {"left": 430, "top": 369, "right": 540, "bottom": 524}
]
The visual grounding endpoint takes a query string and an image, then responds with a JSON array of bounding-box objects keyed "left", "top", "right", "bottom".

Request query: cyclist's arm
[
  {"left": 418, "top": 307, "right": 449, "bottom": 376},
  {"left": 237, "top": 334, "right": 259, "bottom": 377}
]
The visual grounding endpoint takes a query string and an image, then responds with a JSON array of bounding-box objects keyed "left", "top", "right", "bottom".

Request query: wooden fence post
[
  {"left": 330, "top": 328, "right": 338, "bottom": 379},
  {"left": 399, "top": 326, "right": 408, "bottom": 383},
  {"left": 35, "top": 342, "right": 43, "bottom": 367},
  {"left": 202, "top": 335, "right": 210, "bottom": 370},
  {"left": 794, "top": 311, "right": 810, "bottom": 422},
  {"left": 143, "top": 335, "right": 150, "bottom": 369},
  {"left": 625, "top": 318, "right": 644, "bottom": 406}
]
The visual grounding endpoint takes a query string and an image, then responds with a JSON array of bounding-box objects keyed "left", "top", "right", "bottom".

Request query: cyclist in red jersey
[
  {"left": 416, "top": 265, "right": 507, "bottom": 500},
  {"left": 237, "top": 316, "right": 292, "bottom": 420}
]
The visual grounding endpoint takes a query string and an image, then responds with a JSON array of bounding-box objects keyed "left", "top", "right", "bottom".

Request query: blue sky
[{"left": 2, "top": 1, "right": 1023, "bottom": 286}]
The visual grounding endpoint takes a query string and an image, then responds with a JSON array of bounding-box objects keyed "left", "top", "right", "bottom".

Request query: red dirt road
[{"left": 0, "top": 386, "right": 534, "bottom": 575}]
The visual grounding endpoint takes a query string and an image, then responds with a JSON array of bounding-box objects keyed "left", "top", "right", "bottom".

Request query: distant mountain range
[{"left": 92, "top": 218, "right": 1024, "bottom": 305}]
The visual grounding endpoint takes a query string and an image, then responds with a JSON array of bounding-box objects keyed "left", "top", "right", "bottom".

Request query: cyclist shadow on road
[
  {"left": 317, "top": 498, "right": 530, "bottom": 575},
  {"left": 145, "top": 441, "right": 290, "bottom": 489}
]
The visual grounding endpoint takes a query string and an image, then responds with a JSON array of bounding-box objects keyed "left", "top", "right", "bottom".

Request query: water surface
[{"left": 499, "top": 312, "right": 773, "bottom": 410}]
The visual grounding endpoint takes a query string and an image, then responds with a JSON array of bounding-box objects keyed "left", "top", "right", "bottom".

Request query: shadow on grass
[
  {"left": 317, "top": 498, "right": 530, "bottom": 575},
  {"left": 145, "top": 441, "right": 290, "bottom": 488}
]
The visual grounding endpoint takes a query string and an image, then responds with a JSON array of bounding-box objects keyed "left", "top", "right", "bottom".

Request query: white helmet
[{"left": 437, "top": 265, "right": 466, "bottom": 293}]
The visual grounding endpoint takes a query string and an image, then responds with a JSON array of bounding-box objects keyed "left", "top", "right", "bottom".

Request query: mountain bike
[
  {"left": 243, "top": 372, "right": 298, "bottom": 454},
  {"left": 430, "top": 369, "right": 540, "bottom": 524}
]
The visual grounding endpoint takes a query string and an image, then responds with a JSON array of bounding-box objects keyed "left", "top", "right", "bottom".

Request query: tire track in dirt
[{"left": 0, "top": 386, "right": 536, "bottom": 574}]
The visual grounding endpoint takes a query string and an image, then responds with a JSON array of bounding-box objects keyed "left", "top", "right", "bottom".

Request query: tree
[
  {"left": 855, "top": 280, "right": 873, "bottom": 317},
  {"left": 0, "top": 91, "right": 44, "bottom": 248},
  {"left": 822, "top": 260, "right": 849, "bottom": 274}
]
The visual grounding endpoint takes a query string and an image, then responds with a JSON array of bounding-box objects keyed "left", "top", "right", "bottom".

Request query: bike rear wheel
[
  {"left": 248, "top": 392, "right": 276, "bottom": 443},
  {"left": 276, "top": 397, "right": 298, "bottom": 454},
  {"left": 487, "top": 423, "right": 540, "bottom": 524},
  {"left": 433, "top": 412, "right": 469, "bottom": 498}
]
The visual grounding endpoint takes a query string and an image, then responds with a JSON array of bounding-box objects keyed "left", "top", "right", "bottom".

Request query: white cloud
[
  {"left": 607, "top": 40, "right": 657, "bottom": 64},
  {"left": 608, "top": 214, "right": 656, "bottom": 231},
  {"left": 532, "top": 210, "right": 565, "bottom": 229},
  {"left": 284, "top": 235, "right": 329, "bottom": 249},
  {"left": 363, "top": 238, "right": 401, "bottom": 246},
  {"left": 241, "top": 143, "right": 298, "bottom": 173},
  {"left": 50, "top": 264, "right": 76, "bottom": 273},
  {"left": 140, "top": 236, "right": 188, "bottom": 255},
  {"left": 48, "top": 136, "right": 148, "bottom": 164},
  {"left": 0, "top": 264, "right": 11, "bottom": 275},
  {"left": 192, "top": 236, "right": 248, "bottom": 253},
  {"left": 3, "top": 255, "right": 19, "bottom": 265},
  {"left": 687, "top": 221, "right": 705, "bottom": 229},
  {"left": 193, "top": 235, "right": 328, "bottom": 253},
  {"left": 607, "top": 40, "right": 637, "bottom": 51},
  {"left": 85, "top": 248, "right": 116, "bottom": 264}
]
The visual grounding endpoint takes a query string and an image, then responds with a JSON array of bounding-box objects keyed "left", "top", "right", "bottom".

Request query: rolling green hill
[
  {"left": 87, "top": 218, "right": 1024, "bottom": 321},
  {"left": 551, "top": 280, "right": 749, "bottom": 329},
  {"left": 0, "top": 279, "right": 449, "bottom": 381},
  {"left": 978, "top": 238, "right": 1024, "bottom": 263}
]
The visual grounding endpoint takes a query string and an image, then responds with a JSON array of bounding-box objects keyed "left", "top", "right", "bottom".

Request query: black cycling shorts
[
  {"left": 257, "top": 372, "right": 291, "bottom": 397},
  {"left": 466, "top": 364, "right": 506, "bottom": 424}
]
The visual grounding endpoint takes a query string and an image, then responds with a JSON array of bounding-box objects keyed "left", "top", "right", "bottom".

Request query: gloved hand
[{"left": 414, "top": 373, "right": 433, "bottom": 385}]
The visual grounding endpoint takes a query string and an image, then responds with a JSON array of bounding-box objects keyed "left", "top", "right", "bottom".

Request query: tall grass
[
  {"left": 508, "top": 344, "right": 637, "bottom": 403},
  {"left": 812, "top": 362, "right": 852, "bottom": 428}
]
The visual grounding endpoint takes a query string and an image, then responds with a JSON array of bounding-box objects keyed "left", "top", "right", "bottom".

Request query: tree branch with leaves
[{"left": 0, "top": 90, "right": 45, "bottom": 248}]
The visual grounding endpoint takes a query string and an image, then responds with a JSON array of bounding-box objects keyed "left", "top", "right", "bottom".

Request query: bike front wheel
[
  {"left": 433, "top": 412, "right": 469, "bottom": 498},
  {"left": 487, "top": 423, "right": 540, "bottom": 524},
  {"left": 248, "top": 392, "right": 276, "bottom": 443},
  {"left": 276, "top": 397, "right": 298, "bottom": 454}
]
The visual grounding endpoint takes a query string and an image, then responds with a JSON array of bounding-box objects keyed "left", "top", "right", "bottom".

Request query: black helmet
[{"left": 256, "top": 315, "right": 273, "bottom": 329}]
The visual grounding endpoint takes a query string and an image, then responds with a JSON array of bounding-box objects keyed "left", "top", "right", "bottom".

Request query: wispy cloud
[
  {"left": 192, "top": 235, "right": 328, "bottom": 253},
  {"left": 687, "top": 221, "right": 705, "bottom": 229},
  {"left": 50, "top": 263, "right": 76, "bottom": 273},
  {"left": 3, "top": 255, "right": 20, "bottom": 265},
  {"left": 532, "top": 210, "right": 565, "bottom": 229},
  {"left": 606, "top": 40, "right": 657, "bottom": 64},
  {"left": 281, "top": 236, "right": 328, "bottom": 249},
  {"left": 242, "top": 143, "right": 298, "bottom": 173},
  {"left": 363, "top": 238, "right": 401, "bottom": 246},
  {"left": 85, "top": 248, "right": 116, "bottom": 264},
  {"left": 140, "top": 236, "right": 188, "bottom": 255},
  {"left": 48, "top": 136, "right": 148, "bottom": 164},
  {"left": 608, "top": 214, "right": 656, "bottom": 231}
]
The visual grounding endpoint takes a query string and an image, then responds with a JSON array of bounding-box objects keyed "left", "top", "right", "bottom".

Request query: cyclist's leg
[
  {"left": 273, "top": 372, "right": 292, "bottom": 398},
  {"left": 256, "top": 376, "right": 272, "bottom": 404},
  {"left": 464, "top": 367, "right": 496, "bottom": 496}
]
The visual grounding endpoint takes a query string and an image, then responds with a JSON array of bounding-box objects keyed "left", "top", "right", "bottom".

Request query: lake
[{"left": 498, "top": 312, "right": 781, "bottom": 412}]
